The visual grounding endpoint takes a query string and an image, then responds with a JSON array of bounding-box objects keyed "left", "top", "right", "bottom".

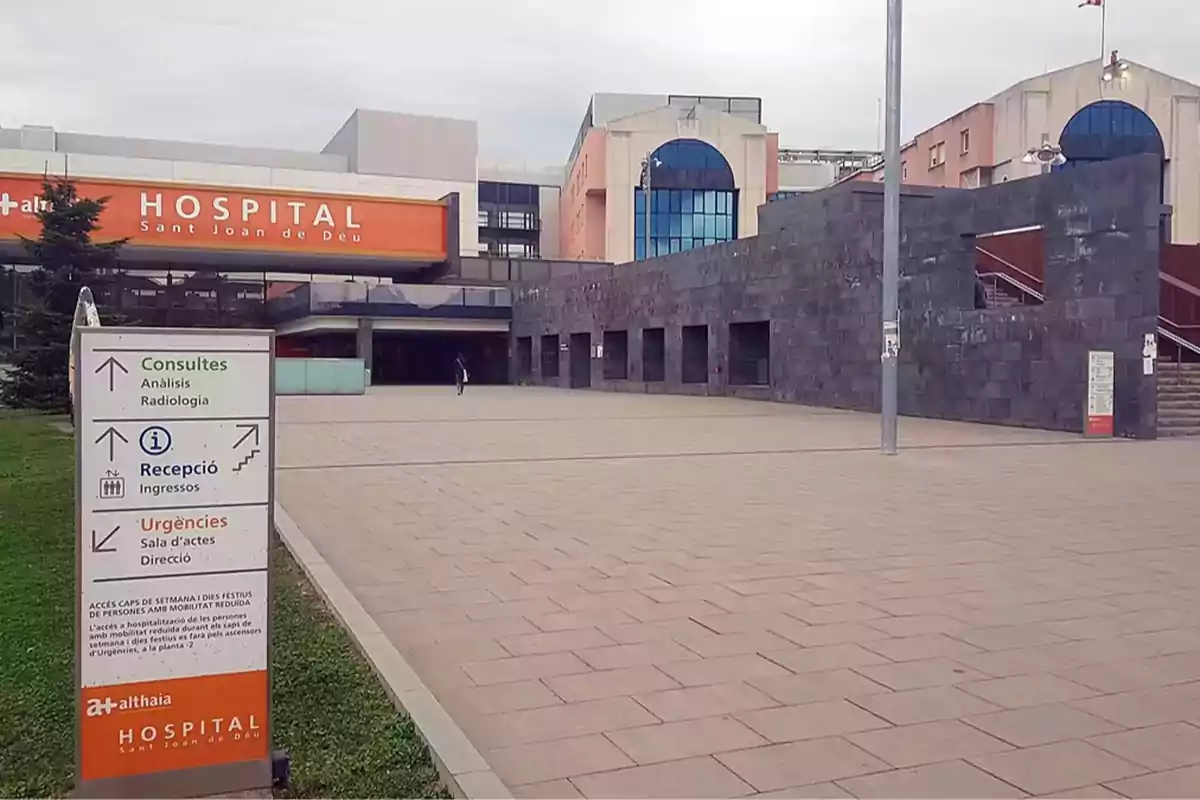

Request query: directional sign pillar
[{"left": 75, "top": 328, "right": 274, "bottom": 798}]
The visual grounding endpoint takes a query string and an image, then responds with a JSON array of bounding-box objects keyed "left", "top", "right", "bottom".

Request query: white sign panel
[
  {"left": 1086, "top": 350, "right": 1115, "bottom": 437},
  {"left": 75, "top": 327, "right": 273, "bottom": 789}
]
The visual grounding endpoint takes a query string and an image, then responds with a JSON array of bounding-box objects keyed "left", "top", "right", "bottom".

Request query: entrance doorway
[
  {"left": 371, "top": 330, "right": 509, "bottom": 385},
  {"left": 569, "top": 333, "right": 592, "bottom": 388},
  {"left": 515, "top": 337, "right": 533, "bottom": 383}
]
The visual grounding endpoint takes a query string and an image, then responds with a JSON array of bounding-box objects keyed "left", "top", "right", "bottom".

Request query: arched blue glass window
[
  {"left": 634, "top": 139, "right": 737, "bottom": 260},
  {"left": 1056, "top": 100, "right": 1164, "bottom": 171}
]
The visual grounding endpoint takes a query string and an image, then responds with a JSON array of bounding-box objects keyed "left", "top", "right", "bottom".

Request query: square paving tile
[
  {"left": 633, "top": 682, "right": 779, "bottom": 722},
  {"left": 963, "top": 703, "right": 1122, "bottom": 747},
  {"left": 715, "top": 736, "right": 892, "bottom": 792},
  {"left": 851, "top": 685, "right": 1002, "bottom": 725},
  {"left": 852, "top": 658, "right": 989, "bottom": 691},
  {"left": 570, "top": 755, "right": 755, "bottom": 798},
  {"left": 835, "top": 759, "right": 1027, "bottom": 798},
  {"left": 968, "top": 740, "right": 1146, "bottom": 796},
  {"left": 605, "top": 716, "right": 767, "bottom": 764},
  {"left": 846, "top": 719, "right": 1014, "bottom": 768},
  {"left": 485, "top": 734, "right": 634, "bottom": 786},
  {"left": 736, "top": 699, "right": 892, "bottom": 743},
  {"left": 764, "top": 644, "right": 892, "bottom": 675},
  {"left": 545, "top": 666, "right": 680, "bottom": 703},
  {"left": 1107, "top": 764, "right": 1200, "bottom": 798},
  {"left": 958, "top": 672, "right": 1099, "bottom": 709},
  {"left": 1088, "top": 721, "right": 1200, "bottom": 771}
]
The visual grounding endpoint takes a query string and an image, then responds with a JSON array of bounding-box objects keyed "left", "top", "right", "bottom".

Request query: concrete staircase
[
  {"left": 983, "top": 281, "right": 1023, "bottom": 309},
  {"left": 1158, "top": 362, "right": 1200, "bottom": 438}
]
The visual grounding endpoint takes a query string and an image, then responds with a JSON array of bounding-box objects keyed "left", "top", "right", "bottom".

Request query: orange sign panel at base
[
  {"left": 81, "top": 671, "right": 268, "bottom": 782},
  {"left": 0, "top": 172, "right": 447, "bottom": 260}
]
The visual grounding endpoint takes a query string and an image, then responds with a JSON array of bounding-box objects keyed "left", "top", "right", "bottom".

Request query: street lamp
[
  {"left": 1102, "top": 50, "right": 1129, "bottom": 83},
  {"left": 639, "top": 155, "right": 661, "bottom": 260},
  {"left": 880, "top": 0, "right": 903, "bottom": 455},
  {"left": 1023, "top": 141, "right": 1066, "bottom": 175}
]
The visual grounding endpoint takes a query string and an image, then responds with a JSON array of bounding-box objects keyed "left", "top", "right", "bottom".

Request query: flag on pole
[{"left": 1079, "top": 0, "right": 1102, "bottom": 6}]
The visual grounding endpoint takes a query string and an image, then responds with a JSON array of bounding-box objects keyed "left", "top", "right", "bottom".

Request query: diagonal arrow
[
  {"left": 93, "top": 356, "right": 128, "bottom": 391},
  {"left": 93, "top": 426, "right": 128, "bottom": 462},
  {"left": 232, "top": 423, "right": 260, "bottom": 450},
  {"left": 91, "top": 525, "right": 119, "bottom": 553}
]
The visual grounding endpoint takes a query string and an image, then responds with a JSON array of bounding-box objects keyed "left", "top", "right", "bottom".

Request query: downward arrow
[{"left": 91, "top": 526, "right": 118, "bottom": 553}]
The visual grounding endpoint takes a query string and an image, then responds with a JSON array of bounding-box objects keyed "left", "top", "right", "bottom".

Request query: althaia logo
[
  {"left": 119, "top": 715, "right": 261, "bottom": 744},
  {"left": 86, "top": 693, "right": 173, "bottom": 717},
  {"left": 0, "top": 191, "right": 51, "bottom": 217}
]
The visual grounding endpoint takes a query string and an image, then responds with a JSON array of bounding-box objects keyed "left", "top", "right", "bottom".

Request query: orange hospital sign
[{"left": 0, "top": 172, "right": 448, "bottom": 260}]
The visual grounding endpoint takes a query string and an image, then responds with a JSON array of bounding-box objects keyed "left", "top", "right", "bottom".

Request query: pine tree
[{"left": 0, "top": 177, "right": 127, "bottom": 410}]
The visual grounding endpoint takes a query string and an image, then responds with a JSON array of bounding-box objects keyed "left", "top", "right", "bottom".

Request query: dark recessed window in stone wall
[
  {"left": 642, "top": 328, "right": 666, "bottom": 382},
  {"left": 540, "top": 334, "right": 560, "bottom": 379},
  {"left": 602, "top": 331, "right": 628, "bottom": 380},
  {"left": 569, "top": 333, "right": 592, "bottom": 388},
  {"left": 516, "top": 336, "right": 533, "bottom": 382},
  {"left": 729, "top": 321, "right": 770, "bottom": 386},
  {"left": 681, "top": 325, "right": 709, "bottom": 384}
]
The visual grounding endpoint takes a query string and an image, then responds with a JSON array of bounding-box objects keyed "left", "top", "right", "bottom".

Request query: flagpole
[{"left": 1101, "top": 0, "right": 1107, "bottom": 67}]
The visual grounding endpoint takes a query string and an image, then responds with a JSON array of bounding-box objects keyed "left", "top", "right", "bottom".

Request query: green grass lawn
[{"left": 0, "top": 415, "right": 446, "bottom": 798}]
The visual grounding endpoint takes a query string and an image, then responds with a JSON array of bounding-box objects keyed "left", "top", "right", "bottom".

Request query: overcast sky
[{"left": 2, "top": 0, "right": 1196, "bottom": 168}]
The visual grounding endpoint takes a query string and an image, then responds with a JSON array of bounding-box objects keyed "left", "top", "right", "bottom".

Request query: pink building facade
[{"left": 559, "top": 94, "right": 780, "bottom": 264}]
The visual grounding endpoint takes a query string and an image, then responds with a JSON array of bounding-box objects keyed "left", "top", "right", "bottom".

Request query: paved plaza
[{"left": 277, "top": 387, "right": 1200, "bottom": 799}]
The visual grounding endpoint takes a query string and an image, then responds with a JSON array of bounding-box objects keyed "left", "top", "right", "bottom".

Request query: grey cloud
[{"left": 2, "top": 0, "right": 1198, "bottom": 167}]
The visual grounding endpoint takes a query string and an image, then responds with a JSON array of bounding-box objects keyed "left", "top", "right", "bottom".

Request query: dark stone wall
[{"left": 511, "top": 155, "right": 1163, "bottom": 438}]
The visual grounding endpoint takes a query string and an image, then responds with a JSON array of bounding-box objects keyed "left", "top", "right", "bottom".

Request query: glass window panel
[
  {"left": 669, "top": 238, "right": 681, "bottom": 254},
  {"left": 635, "top": 239, "right": 645, "bottom": 260},
  {"left": 634, "top": 215, "right": 645, "bottom": 237},
  {"left": 705, "top": 237, "right": 716, "bottom": 246},
  {"left": 635, "top": 191, "right": 645, "bottom": 213},
  {"left": 654, "top": 212, "right": 670, "bottom": 237},
  {"left": 669, "top": 213, "right": 681, "bottom": 237},
  {"left": 704, "top": 191, "right": 716, "bottom": 214},
  {"left": 693, "top": 192, "right": 705, "bottom": 213},
  {"left": 681, "top": 189, "right": 693, "bottom": 210},
  {"left": 670, "top": 190, "right": 681, "bottom": 213}
]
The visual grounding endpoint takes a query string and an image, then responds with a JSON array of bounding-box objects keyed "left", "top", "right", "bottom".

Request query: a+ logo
[
  {"left": 86, "top": 697, "right": 117, "bottom": 717},
  {"left": 0, "top": 193, "right": 18, "bottom": 216}
]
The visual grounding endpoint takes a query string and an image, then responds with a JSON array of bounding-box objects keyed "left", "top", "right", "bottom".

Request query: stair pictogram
[{"left": 233, "top": 448, "right": 260, "bottom": 473}]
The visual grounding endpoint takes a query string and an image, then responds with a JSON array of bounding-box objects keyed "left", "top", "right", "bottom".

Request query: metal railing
[
  {"left": 975, "top": 247, "right": 1200, "bottom": 361},
  {"left": 266, "top": 281, "right": 512, "bottom": 323}
]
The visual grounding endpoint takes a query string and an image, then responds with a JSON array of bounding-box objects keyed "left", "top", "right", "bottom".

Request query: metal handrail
[
  {"left": 976, "top": 262, "right": 1200, "bottom": 358},
  {"left": 1161, "top": 270, "right": 1200, "bottom": 299},
  {"left": 975, "top": 246, "right": 1044, "bottom": 287},
  {"left": 1159, "top": 326, "right": 1200, "bottom": 359},
  {"left": 977, "top": 271, "right": 1044, "bottom": 303}
]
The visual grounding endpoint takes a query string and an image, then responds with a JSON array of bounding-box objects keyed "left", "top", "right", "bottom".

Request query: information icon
[{"left": 138, "top": 426, "right": 172, "bottom": 457}]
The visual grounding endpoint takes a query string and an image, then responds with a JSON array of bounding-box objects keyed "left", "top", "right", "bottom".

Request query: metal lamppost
[
  {"left": 881, "top": 0, "right": 903, "bottom": 455},
  {"left": 638, "top": 155, "right": 661, "bottom": 260}
]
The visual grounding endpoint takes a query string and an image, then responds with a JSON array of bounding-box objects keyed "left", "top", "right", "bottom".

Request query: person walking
[{"left": 454, "top": 353, "right": 468, "bottom": 395}]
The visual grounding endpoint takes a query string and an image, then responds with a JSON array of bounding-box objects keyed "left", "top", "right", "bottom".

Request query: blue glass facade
[
  {"left": 1056, "top": 100, "right": 1165, "bottom": 171},
  {"left": 634, "top": 139, "right": 737, "bottom": 260}
]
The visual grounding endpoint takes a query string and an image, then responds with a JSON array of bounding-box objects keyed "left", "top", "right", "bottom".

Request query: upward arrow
[
  {"left": 94, "top": 426, "right": 128, "bottom": 462},
  {"left": 94, "top": 356, "right": 128, "bottom": 391},
  {"left": 232, "top": 423, "right": 260, "bottom": 450}
]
